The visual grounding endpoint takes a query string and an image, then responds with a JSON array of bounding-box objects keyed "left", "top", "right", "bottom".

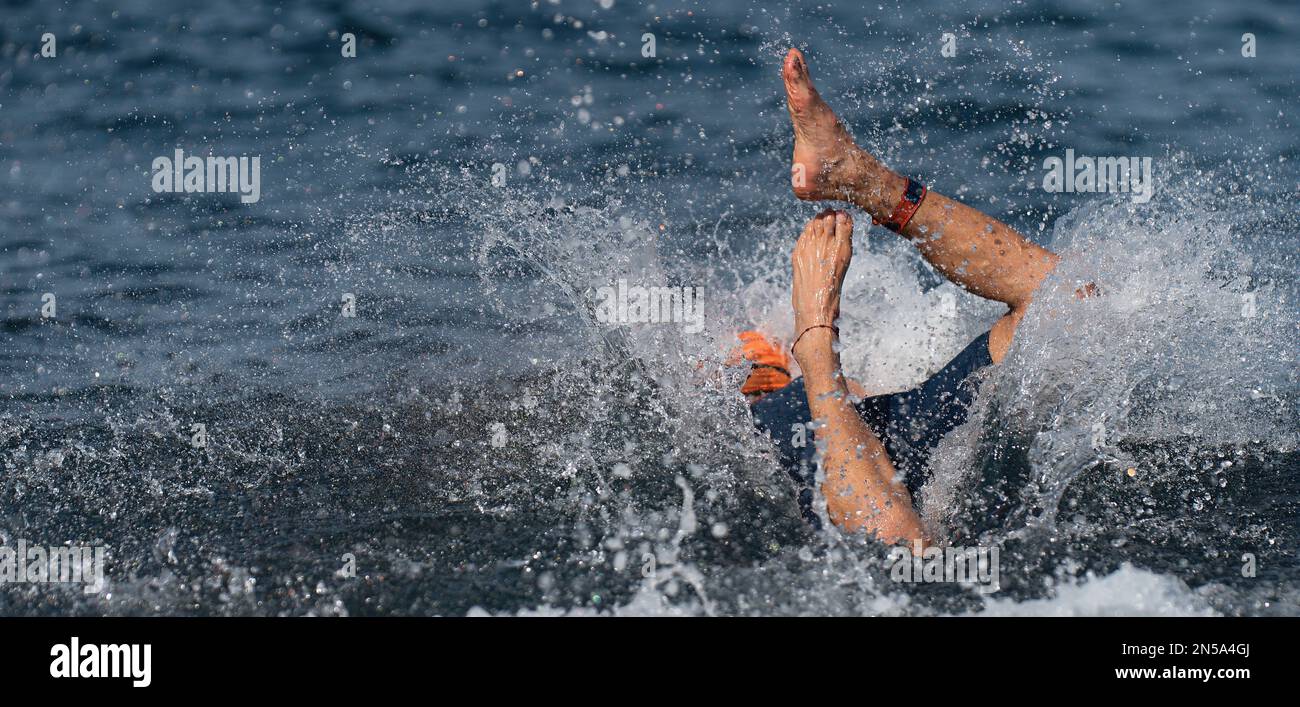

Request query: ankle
[{"left": 846, "top": 150, "right": 906, "bottom": 219}]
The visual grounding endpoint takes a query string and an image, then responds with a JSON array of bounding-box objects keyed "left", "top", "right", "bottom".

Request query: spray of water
[{"left": 447, "top": 144, "right": 1297, "bottom": 615}]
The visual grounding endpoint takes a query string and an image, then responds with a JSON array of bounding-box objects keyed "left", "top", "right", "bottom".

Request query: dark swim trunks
[{"left": 750, "top": 331, "right": 993, "bottom": 527}]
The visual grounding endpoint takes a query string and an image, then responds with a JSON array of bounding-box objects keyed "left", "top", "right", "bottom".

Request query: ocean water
[{"left": 0, "top": 0, "right": 1296, "bottom": 615}]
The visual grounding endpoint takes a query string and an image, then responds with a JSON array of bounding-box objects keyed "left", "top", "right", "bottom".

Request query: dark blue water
[{"left": 0, "top": 0, "right": 1296, "bottom": 615}]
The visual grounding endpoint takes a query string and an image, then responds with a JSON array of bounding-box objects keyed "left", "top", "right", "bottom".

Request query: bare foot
[
  {"left": 783, "top": 49, "right": 866, "bottom": 201},
  {"left": 791, "top": 208, "right": 853, "bottom": 345}
]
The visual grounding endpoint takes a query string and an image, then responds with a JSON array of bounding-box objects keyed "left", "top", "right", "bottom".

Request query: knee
[{"left": 988, "top": 307, "right": 1027, "bottom": 363}]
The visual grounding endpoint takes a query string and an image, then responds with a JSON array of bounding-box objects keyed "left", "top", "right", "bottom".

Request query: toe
[
  {"left": 783, "top": 49, "right": 808, "bottom": 84},
  {"left": 817, "top": 210, "right": 835, "bottom": 236},
  {"left": 782, "top": 49, "right": 815, "bottom": 110},
  {"left": 835, "top": 210, "right": 853, "bottom": 237}
]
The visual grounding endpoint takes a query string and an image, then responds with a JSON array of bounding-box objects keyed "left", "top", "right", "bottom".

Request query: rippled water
[{"left": 0, "top": 0, "right": 1296, "bottom": 615}]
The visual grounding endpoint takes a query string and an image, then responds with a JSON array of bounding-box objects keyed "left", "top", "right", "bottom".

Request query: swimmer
[{"left": 740, "top": 49, "right": 1092, "bottom": 545}]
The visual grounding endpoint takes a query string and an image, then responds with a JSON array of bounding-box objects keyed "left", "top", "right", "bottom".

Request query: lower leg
[{"left": 839, "top": 165, "right": 1058, "bottom": 312}]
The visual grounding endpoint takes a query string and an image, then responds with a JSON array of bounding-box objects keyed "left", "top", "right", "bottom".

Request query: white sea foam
[{"left": 974, "top": 563, "right": 1218, "bottom": 617}]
